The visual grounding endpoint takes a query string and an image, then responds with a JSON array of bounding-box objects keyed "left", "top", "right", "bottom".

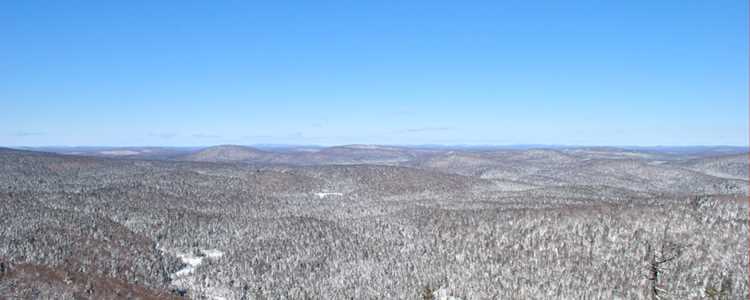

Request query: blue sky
[{"left": 1, "top": 1, "right": 747, "bottom": 146}]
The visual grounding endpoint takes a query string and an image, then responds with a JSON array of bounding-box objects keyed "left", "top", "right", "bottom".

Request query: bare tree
[{"left": 644, "top": 225, "right": 684, "bottom": 300}]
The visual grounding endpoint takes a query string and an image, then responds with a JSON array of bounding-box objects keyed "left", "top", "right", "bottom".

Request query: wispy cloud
[
  {"left": 241, "top": 134, "right": 274, "bottom": 140},
  {"left": 242, "top": 132, "right": 306, "bottom": 140},
  {"left": 14, "top": 131, "right": 46, "bottom": 137},
  {"left": 394, "top": 127, "right": 454, "bottom": 134},
  {"left": 192, "top": 133, "right": 221, "bottom": 139},
  {"left": 149, "top": 132, "right": 178, "bottom": 139}
]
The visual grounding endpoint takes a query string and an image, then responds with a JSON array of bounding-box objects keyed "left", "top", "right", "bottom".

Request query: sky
[{"left": 1, "top": 0, "right": 747, "bottom": 147}]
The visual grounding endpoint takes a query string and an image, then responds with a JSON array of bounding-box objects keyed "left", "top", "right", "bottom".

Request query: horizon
[
  {"left": 3, "top": 1, "right": 748, "bottom": 146},
  {"left": 14, "top": 143, "right": 750, "bottom": 149}
]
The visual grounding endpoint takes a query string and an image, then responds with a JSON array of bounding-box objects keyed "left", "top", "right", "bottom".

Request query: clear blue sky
[{"left": 1, "top": 1, "right": 747, "bottom": 146}]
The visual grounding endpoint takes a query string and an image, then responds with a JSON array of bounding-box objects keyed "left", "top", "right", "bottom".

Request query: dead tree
[{"left": 644, "top": 225, "right": 684, "bottom": 300}]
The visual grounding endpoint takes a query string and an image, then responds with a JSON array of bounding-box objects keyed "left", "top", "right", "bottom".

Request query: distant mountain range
[{"left": 16, "top": 144, "right": 748, "bottom": 163}]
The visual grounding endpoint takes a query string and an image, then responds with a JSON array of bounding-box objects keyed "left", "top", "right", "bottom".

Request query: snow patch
[
  {"left": 433, "top": 287, "right": 462, "bottom": 300},
  {"left": 315, "top": 192, "right": 343, "bottom": 199},
  {"left": 172, "top": 251, "right": 205, "bottom": 277},
  {"left": 699, "top": 170, "right": 748, "bottom": 181},
  {"left": 203, "top": 249, "right": 224, "bottom": 258},
  {"left": 174, "top": 265, "right": 196, "bottom": 277},
  {"left": 99, "top": 150, "right": 140, "bottom": 156},
  {"left": 159, "top": 247, "right": 227, "bottom": 299},
  {"left": 170, "top": 249, "right": 225, "bottom": 278}
]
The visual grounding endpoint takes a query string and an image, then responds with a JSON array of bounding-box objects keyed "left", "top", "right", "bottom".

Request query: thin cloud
[
  {"left": 241, "top": 135, "right": 274, "bottom": 139},
  {"left": 149, "top": 132, "right": 178, "bottom": 139},
  {"left": 13, "top": 131, "right": 46, "bottom": 137},
  {"left": 192, "top": 133, "right": 221, "bottom": 139},
  {"left": 242, "top": 132, "right": 305, "bottom": 140},
  {"left": 394, "top": 127, "right": 454, "bottom": 134}
]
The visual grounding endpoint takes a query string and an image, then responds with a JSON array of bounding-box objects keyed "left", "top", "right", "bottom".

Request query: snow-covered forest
[{"left": 0, "top": 145, "right": 747, "bottom": 299}]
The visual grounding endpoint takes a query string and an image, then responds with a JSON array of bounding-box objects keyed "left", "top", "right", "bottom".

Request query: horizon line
[{"left": 10, "top": 143, "right": 750, "bottom": 149}]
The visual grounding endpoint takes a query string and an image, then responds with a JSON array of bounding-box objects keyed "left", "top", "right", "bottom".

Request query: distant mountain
[
  {"left": 179, "top": 144, "right": 421, "bottom": 165},
  {"left": 675, "top": 153, "right": 748, "bottom": 180},
  {"left": 310, "top": 145, "right": 415, "bottom": 163},
  {"left": 621, "top": 145, "right": 749, "bottom": 157},
  {"left": 17, "top": 146, "right": 197, "bottom": 160},
  {"left": 182, "top": 145, "right": 270, "bottom": 162}
]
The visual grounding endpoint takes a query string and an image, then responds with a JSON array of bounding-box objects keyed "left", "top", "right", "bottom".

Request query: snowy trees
[
  {"left": 0, "top": 147, "right": 747, "bottom": 299},
  {"left": 643, "top": 227, "right": 685, "bottom": 300}
]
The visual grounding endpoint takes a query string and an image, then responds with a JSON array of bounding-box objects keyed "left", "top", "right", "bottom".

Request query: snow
[
  {"left": 346, "top": 144, "right": 379, "bottom": 149},
  {"left": 171, "top": 250, "right": 222, "bottom": 277},
  {"left": 174, "top": 265, "right": 196, "bottom": 277},
  {"left": 203, "top": 249, "right": 224, "bottom": 258},
  {"left": 171, "top": 252, "right": 203, "bottom": 277},
  {"left": 99, "top": 150, "right": 140, "bottom": 155},
  {"left": 315, "top": 192, "right": 343, "bottom": 199},
  {"left": 181, "top": 255, "right": 204, "bottom": 267},
  {"left": 699, "top": 170, "right": 747, "bottom": 181},
  {"left": 157, "top": 247, "right": 229, "bottom": 300},
  {"left": 433, "top": 287, "right": 462, "bottom": 300}
]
